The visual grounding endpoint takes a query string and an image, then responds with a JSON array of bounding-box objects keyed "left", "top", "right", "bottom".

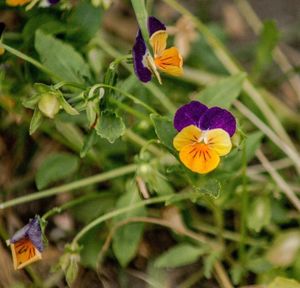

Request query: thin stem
[
  {"left": 234, "top": 101, "right": 300, "bottom": 172},
  {"left": 90, "top": 83, "right": 157, "bottom": 114},
  {"left": 0, "top": 43, "right": 61, "bottom": 81},
  {"left": 0, "top": 164, "right": 137, "bottom": 210},
  {"left": 239, "top": 140, "right": 248, "bottom": 265},
  {"left": 214, "top": 261, "right": 234, "bottom": 288},
  {"left": 72, "top": 191, "right": 202, "bottom": 244},
  {"left": 256, "top": 149, "right": 300, "bottom": 212},
  {"left": 124, "top": 129, "right": 163, "bottom": 157},
  {"left": 41, "top": 193, "right": 112, "bottom": 220}
]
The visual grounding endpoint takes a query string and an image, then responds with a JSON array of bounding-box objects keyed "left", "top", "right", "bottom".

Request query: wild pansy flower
[
  {"left": 7, "top": 216, "right": 43, "bottom": 270},
  {"left": 173, "top": 101, "right": 236, "bottom": 174},
  {"left": 132, "top": 16, "right": 183, "bottom": 84}
]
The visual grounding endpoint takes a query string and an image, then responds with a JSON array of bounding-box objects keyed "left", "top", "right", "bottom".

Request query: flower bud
[{"left": 38, "top": 93, "right": 60, "bottom": 119}]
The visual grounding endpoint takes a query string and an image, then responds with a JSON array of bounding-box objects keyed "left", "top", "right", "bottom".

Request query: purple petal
[
  {"left": 48, "top": 0, "right": 59, "bottom": 4},
  {"left": 10, "top": 216, "right": 43, "bottom": 252},
  {"left": 174, "top": 101, "right": 208, "bottom": 131},
  {"left": 10, "top": 224, "right": 30, "bottom": 243},
  {"left": 0, "top": 23, "right": 5, "bottom": 37},
  {"left": 27, "top": 216, "right": 43, "bottom": 252},
  {"left": 200, "top": 107, "right": 236, "bottom": 136},
  {"left": 132, "top": 30, "right": 152, "bottom": 83},
  {"left": 148, "top": 16, "right": 166, "bottom": 36}
]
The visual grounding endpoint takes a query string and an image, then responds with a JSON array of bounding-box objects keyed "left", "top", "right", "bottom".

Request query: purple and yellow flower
[
  {"left": 132, "top": 16, "right": 183, "bottom": 84},
  {"left": 8, "top": 216, "right": 43, "bottom": 270},
  {"left": 173, "top": 101, "right": 236, "bottom": 174}
]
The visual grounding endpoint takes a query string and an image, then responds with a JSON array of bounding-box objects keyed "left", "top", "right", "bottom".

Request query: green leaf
[
  {"left": 268, "top": 277, "right": 300, "bottom": 288},
  {"left": 204, "top": 251, "right": 221, "bottom": 278},
  {"left": 95, "top": 110, "right": 126, "bottom": 143},
  {"left": 252, "top": 20, "right": 279, "bottom": 80},
  {"left": 154, "top": 244, "right": 207, "bottom": 268},
  {"left": 197, "top": 73, "right": 246, "bottom": 108},
  {"left": 35, "top": 30, "right": 91, "bottom": 83},
  {"left": 131, "top": 0, "right": 150, "bottom": 49},
  {"left": 67, "top": 2, "right": 102, "bottom": 43},
  {"left": 80, "top": 130, "right": 97, "bottom": 158},
  {"left": 247, "top": 196, "right": 271, "bottom": 232},
  {"left": 112, "top": 181, "right": 146, "bottom": 267},
  {"left": 35, "top": 152, "right": 79, "bottom": 190},
  {"left": 58, "top": 94, "right": 79, "bottom": 116},
  {"left": 29, "top": 107, "right": 43, "bottom": 135},
  {"left": 195, "top": 179, "right": 222, "bottom": 199},
  {"left": 150, "top": 114, "right": 177, "bottom": 152}
]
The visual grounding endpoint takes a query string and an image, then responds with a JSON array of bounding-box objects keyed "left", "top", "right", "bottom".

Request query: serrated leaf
[
  {"left": 196, "top": 179, "right": 222, "bottom": 199},
  {"left": 95, "top": 110, "right": 125, "bottom": 143},
  {"left": 36, "top": 152, "right": 79, "bottom": 190},
  {"left": 197, "top": 73, "right": 246, "bottom": 108},
  {"left": 112, "top": 181, "right": 146, "bottom": 267},
  {"left": 150, "top": 114, "right": 177, "bottom": 152},
  {"left": 29, "top": 107, "right": 43, "bottom": 135},
  {"left": 35, "top": 30, "right": 91, "bottom": 83},
  {"left": 154, "top": 244, "right": 207, "bottom": 268},
  {"left": 268, "top": 277, "right": 300, "bottom": 288}
]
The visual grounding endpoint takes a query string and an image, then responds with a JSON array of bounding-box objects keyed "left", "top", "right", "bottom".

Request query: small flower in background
[
  {"left": 7, "top": 215, "right": 44, "bottom": 270},
  {"left": 133, "top": 16, "right": 183, "bottom": 84},
  {"left": 167, "top": 16, "right": 198, "bottom": 59},
  {"left": 6, "top": 0, "right": 31, "bottom": 6},
  {"left": 173, "top": 101, "right": 236, "bottom": 174}
]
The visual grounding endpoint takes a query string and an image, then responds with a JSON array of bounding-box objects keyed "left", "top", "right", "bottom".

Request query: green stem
[
  {"left": 53, "top": 81, "right": 86, "bottom": 90},
  {"left": 41, "top": 193, "right": 113, "bottom": 220},
  {"left": 0, "top": 164, "right": 137, "bottom": 210},
  {"left": 72, "top": 191, "right": 200, "bottom": 244},
  {"left": 0, "top": 42, "right": 61, "bottom": 81},
  {"left": 110, "top": 97, "right": 149, "bottom": 121},
  {"left": 239, "top": 140, "right": 248, "bottom": 265},
  {"left": 89, "top": 83, "right": 157, "bottom": 114}
]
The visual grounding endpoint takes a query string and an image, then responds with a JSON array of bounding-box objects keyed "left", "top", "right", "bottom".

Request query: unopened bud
[{"left": 38, "top": 93, "right": 60, "bottom": 119}]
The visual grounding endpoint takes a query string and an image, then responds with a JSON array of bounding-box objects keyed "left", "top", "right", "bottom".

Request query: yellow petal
[
  {"left": 155, "top": 47, "right": 183, "bottom": 76},
  {"left": 11, "top": 239, "right": 42, "bottom": 270},
  {"left": 6, "top": 0, "right": 31, "bottom": 6},
  {"left": 150, "top": 30, "right": 168, "bottom": 57},
  {"left": 206, "top": 129, "right": 232, "bottom": 156},
  {"left": 179, "top": 143, "right": 220, "bottom": 174},
  {"left": 173, "top": 125, "right": 202, "bottom": 151}
]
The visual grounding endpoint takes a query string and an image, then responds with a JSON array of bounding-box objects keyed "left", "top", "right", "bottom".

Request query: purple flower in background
[{"left": 173, "top": 101, "right": 236, "bottom": 174}]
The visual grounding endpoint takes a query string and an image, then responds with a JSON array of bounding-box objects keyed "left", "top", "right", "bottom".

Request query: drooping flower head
[
  {"left": 8, "top": 215, "right": 43, "bottom": 270},
  {"left": 173, "top": 101, "right": 236, "bottom": 174},
  {"left": 133, "top": 17, "right": 183, "bottom": 84}
]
